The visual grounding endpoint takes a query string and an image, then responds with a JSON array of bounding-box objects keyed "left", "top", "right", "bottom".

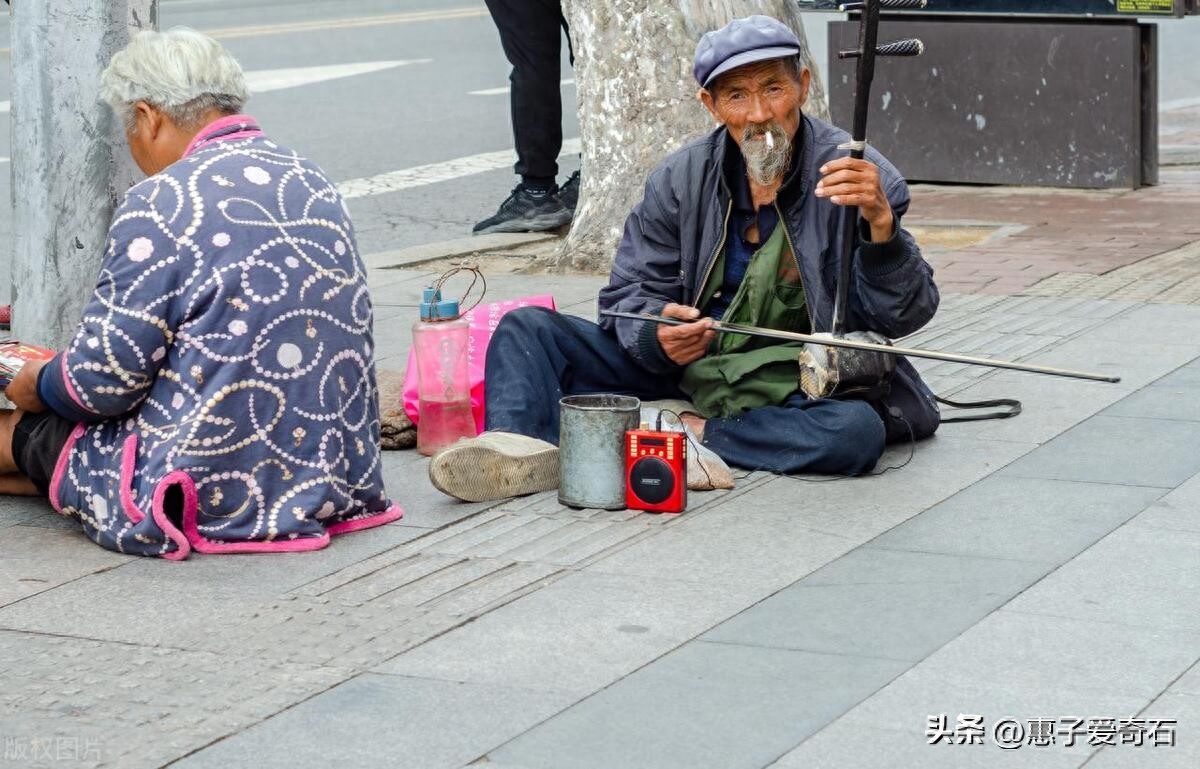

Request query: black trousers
[
  {"left": 484, "top": 308, "right": 886, "bottom": 476},
  {"left": 484, "top": 0, "right": 570, "bottom": 185}
]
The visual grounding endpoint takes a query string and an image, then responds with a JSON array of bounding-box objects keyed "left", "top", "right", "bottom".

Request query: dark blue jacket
[{"left": 597, "top": 114, "right": 941, "bottom": 440}]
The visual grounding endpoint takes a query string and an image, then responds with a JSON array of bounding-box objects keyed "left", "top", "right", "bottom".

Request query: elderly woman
[{"left": 0, "top": 28, "right": 400, "bottom": 558}]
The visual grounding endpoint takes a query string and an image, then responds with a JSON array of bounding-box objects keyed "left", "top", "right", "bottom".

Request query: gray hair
[{"left": 100, "top": 27, "right": 249, "bottom": 132}]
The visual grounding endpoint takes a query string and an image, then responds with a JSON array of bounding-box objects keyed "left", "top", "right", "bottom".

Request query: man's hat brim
[{"left": 701, "top": 45, "right": 801, "bottom": 88}]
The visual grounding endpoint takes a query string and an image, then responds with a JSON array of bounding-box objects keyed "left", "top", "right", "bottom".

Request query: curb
[{"left": 363, "top": 232, "right": 560, "bottom": 271}]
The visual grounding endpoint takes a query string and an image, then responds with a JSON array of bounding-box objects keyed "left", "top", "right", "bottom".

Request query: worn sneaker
[
  {"left": 472, "top": 186, "right": 573, "bottom": 235},
  {"left": 428, "top": 431, "right": 560, "bottom": 502},
  {"left": 557, "top": 170, "right": 581, "bottom": 212}
]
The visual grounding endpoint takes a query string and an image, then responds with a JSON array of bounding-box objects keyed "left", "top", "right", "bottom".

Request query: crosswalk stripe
[
  {"left": 470, "top": 78, "right": 575, "bottom": 96},
  {"left": 246, "top": 60, "right": 430, "bottom": 94},
  {"left": 338, "top": 138, "right": 581, "bottom": 200},
  {"left": 205, "top": 6, "right": 489, "bottom": 40}
]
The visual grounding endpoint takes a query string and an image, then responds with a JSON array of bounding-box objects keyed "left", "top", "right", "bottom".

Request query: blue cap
[
  {"left": 419, "top": 287, "right": 461, "bottom": 321},
  {"left": 693, "top": 15, "right": 802, "bottom": 89}
]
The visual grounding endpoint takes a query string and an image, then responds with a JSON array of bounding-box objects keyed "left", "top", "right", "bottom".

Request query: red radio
[{"left": 624, "top": 429, "right": 687, "bottom": 514}]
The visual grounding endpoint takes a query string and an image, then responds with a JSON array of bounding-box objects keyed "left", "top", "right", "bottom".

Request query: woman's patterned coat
[{"left": 39, "top": 116, "right": 401, "bottom": 559}]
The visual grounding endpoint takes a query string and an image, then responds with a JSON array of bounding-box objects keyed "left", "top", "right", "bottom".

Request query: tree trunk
[
  {"left": 11, "top": 1, "right": 158, "bottom": 347},
  {"left": 559, "top": 0, "right": 827, "bottom": 272}
]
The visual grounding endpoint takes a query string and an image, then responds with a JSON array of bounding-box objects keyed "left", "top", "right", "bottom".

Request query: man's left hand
[
  {"left": 5, "top": 360, "right": 48, "bottom": 414},
  {"left": 815, "top": 157, "right": 894, "bottom": 243}
]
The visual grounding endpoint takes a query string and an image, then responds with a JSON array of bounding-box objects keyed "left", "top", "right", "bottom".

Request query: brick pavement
[{"left": 907, "top": 105, "right": 1200, "bottom": 299}]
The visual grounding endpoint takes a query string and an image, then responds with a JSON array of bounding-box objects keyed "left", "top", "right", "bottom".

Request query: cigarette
[{"left": 765, "top": 132, "right": 774, "bottom": 150}]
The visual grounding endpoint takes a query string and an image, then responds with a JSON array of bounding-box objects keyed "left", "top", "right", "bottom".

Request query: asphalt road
[{"left": 0, "top": 1, "right": 1198, "bottom": 305}]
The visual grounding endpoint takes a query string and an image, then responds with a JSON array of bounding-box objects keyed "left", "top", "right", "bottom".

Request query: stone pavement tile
[
  {"left": 1102, "top": 384, "right": 1200, "bottom": 422},
  {"left": 1096, "top": 303, "right": 1200, "bottom": 344},
  {"left": 933, "top": 375, "right": 1133, "bottom": 445},
  {"left": 999, "top": 415, "right": 1200, "bottom": 489},
  {"left": 172, "top": 673, "right": 577, "bottom": 769},
  {"left": 0, "top": 629, "right": 350, "bottom": 769},
  {"left": 587, "top": 435, "right": 1037, "bottom": 581},
  {"left": 373, "top": 570, "right": 754, "bottom": 697},
  {"left": 782, "top": 596, "right": 1200, "bottom": 760},
  {"left": 703, "top": 548, "right": 1050, "bottom": 663},
  {"left": 485, "top": 640, "right": 910, "bottom": 769},
  {"left": 0, "top": 525, "right": 129, "bottom": 607},
  {"left": 111, "top": 520, "right": 430, "bottom": 594},
  {"left": 1014, "top": 335, "right": 1200, "bottom": 390},
  {"left": 1082, "top": 683, "right": 1200, "bottom": 769},
  {"left": 381, "top": 449, "right": 501, "bottom": 529},
  {"left": 7, "top": 505, "right": 79, "bottom": 531},
  {"left": 1153, "top": 357, "right": 1200, "bottom": 388},
  {"left": 876, "top": 610, "right": 1200, "bottom": 707},
  {"left": 0, "top": 496, "right": 53, "bottom": 529},
  {"left": 869, "top": 476, "right": 1164, "bottom": 564},
  {"left": 580, "top": 496, "right": 859, "bottom": 601},
  {"left": 1131, "top": 472, "right": 1200, "bottom": 534},
  {"left": 0, "top": 548, "right": 563, "bottom": 672},
  {"left": 1002, "top": 523, "right": 1200, "bottom": 634},
  {"left": 768, "top": 718, "right": 1086, "bottom": 769},
  {"left": 373, "top": 313, "right": 417, "bottom": 366}
]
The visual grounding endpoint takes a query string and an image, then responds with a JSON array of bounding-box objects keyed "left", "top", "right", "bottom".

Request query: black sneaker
[
  {"left": 472, "top": 186, "right": 573, "bottom": 235},
  {"left": 557, "top": 171, "right": 581, "bottom": 213}
]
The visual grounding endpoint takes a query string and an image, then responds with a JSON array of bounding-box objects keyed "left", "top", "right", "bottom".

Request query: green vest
[{"left": 680, "top": 214, "right": 812, "bottom": 418}]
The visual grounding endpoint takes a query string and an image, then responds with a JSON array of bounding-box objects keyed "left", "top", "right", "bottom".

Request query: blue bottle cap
[{"left": 419, "top": 287, "right": 461, "bottom": 321}]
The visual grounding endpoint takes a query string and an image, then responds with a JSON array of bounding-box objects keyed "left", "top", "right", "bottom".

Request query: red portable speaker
[{"left": 625, "top": 429, "right": 687, "bottom": 514}]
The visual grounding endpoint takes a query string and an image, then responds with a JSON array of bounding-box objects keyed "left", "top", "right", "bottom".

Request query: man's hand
[
  {"left": 815, "top": 157, "right": 894, "bottom": 243},
  {"left": 656, "top": 303, "right": 715, "bottom": 366},
  {"left": 5, "top": 360, "right": 48, "bottom": 414}
]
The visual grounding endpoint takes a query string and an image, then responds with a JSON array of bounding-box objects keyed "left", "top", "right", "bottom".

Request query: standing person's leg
[
  {"left": 430, "top": 307, "right": 682, "bottom": 501},
  {"left": 699, "top": 394, "right": 886, "bottom": 476},
  {"left": 475, "top": 0, "right": 572, "bottom": 234}
]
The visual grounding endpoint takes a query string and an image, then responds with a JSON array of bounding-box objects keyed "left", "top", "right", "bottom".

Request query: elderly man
[
  {"left": 430, "top": 15, "right": 940, "bottom": 502},
  {"left": 0, "top": 28, "right": 400, "bottom": 558}
]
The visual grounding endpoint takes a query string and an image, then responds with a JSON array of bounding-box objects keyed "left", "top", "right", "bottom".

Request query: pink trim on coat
[
  {"left": 119, "top": 434, "right": 146, "bottom": 525},
  {"left": 325, "top": 503, "right": 405, "bottom": 535},
  {"left": 48, "top": 423, "right": 87, "bottom": 514},
  {"left": 183, "top": 114, "right": 265, "bottom": 158},
  {"left": 150, "top": 470, "right": 193, "bottom": 561}
]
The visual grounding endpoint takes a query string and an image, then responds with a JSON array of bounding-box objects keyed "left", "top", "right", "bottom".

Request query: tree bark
[
  {"left": 559, "top": 0, "right": 828, "bottom": 272},
  {"left": 11, "top": 1, "right": 158, "bottom": 347}
]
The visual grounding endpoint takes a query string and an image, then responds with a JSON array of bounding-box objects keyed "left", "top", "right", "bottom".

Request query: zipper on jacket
[
  {"left": 774, "top": 202, "right": 817, "bottom": 334},
  {"left": 692, "top": 199, "right": 734, "bottom": 309}
]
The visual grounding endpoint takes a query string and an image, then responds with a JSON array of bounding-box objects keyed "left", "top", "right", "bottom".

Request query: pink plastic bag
[{"left": 402, "top": 294, "right": 557, "bottom": 432}]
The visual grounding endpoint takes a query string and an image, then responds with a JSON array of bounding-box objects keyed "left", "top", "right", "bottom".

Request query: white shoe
[
  {"left": 428, "top": 431, "right": 560, "bottom": 502},
  {"left": 641, "top": 400, "right": 734, "bottom": 491}
]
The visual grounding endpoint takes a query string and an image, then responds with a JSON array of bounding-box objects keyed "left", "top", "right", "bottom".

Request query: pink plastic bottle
[{"left": 414, "top": 287, "right": 477, "bottom": 456}]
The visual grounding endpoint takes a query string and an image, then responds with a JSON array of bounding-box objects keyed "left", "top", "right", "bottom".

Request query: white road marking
[
  {"left": 1161, "top": 96, "right": 1200, "bottom": 111},
  {"left": 205, "top": 7, "right": 489, "bottom": 40},
  {"left": 246, "top": 60, "right": 430, "bottom": 94},
  {"left": 0, "top": 60, "right": 429, "bottom": 114},
  {"left": 338, "top": 138, "right": 582, "bottom": 200},
  {"left": 470, "top": 79, "right": 575, "bottom": 96}
]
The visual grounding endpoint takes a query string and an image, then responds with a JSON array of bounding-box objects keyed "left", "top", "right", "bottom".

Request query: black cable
[
  {"left": 657, "top": 408, "right": 716, "bottom": 490},
  {"left": 729, "top": 404, "right": 916, "bottom": 483}
]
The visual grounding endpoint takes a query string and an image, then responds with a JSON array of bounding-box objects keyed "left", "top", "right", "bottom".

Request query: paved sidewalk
[{"left": 3, "top": 117, "right": 1200, "bottom": 768}]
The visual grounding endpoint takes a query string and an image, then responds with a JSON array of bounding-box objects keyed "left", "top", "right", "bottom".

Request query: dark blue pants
[{"left": 484, "top": 307, "right": 885, "bottom": 475}]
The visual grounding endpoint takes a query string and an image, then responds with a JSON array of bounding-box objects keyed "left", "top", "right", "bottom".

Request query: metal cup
[{"left": 558, "top": 394, "right": 641, "bottom": 510}]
